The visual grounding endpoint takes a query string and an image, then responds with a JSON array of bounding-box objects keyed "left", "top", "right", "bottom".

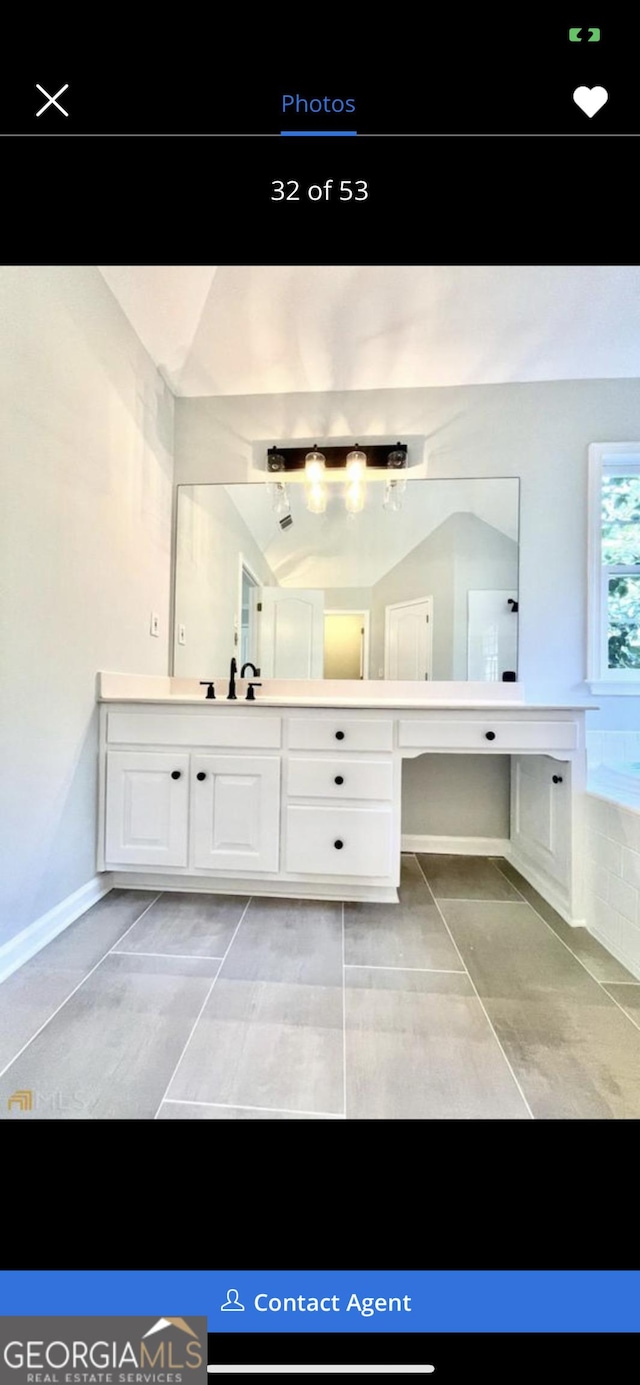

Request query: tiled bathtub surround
[
  {"left": 586, "top": 730, "right": 640, "bottom": 769},
  {"left": 584, "top": 794, "right": 640, "bottom": 978}
]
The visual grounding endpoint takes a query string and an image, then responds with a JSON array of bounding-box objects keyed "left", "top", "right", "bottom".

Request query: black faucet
[
  {"left": 240, "top": 662, "right": 260, "bottom": 679},
  {"left": 227, "top": 657, "right": 238, "bottom": 700}
]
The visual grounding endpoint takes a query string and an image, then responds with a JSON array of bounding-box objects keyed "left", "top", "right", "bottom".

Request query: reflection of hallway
[{"left": 3, "top": 856, "right": 640, "bottom": 1120}]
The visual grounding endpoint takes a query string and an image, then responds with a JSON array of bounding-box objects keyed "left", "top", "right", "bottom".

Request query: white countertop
[{"left": 96, "top": 672, "right": 594, "bottom": 713}]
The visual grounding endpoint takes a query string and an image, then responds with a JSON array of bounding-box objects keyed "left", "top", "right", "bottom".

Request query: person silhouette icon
[{"left": 221, "top": 1289, "right": 245, "bottom": 1312}]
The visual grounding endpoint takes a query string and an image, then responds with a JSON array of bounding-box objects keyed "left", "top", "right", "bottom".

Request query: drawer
[
  {"left": 288, "top": 757, "right": 394, "bottom": 801},
  {"left": 398, "top": 719, "right": 577, "bottom": 751},
  {"left": 288, "top": 717, "right": 394, "bottom": 752},
  {"left": 285, "top": 806, "right": 393, "bottom": 877},
  {"left": 107, "top": 711, "right": 281, "bottom": 749}
]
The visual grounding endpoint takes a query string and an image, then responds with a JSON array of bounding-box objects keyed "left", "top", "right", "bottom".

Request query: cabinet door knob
[
  {"left": 334, "top": 839, "right": 344, "bottom": 849},
  {"left": 196, "top": 771, "right": 206, "bottom": 781},
  {"left": 335, "top": 730, "right": 345, "bottom": 741},
  {"left": 485, "top": 731, "right": 496, "bottom": 741},
  {"left": 552, "top": 774, "right": 563, "bottom": 784},
  {"left": 171, "top": 770, "right": 182, "bottom": 780},
  {"left": 334, "top": 775, "right": 344, "bottom": 785}
]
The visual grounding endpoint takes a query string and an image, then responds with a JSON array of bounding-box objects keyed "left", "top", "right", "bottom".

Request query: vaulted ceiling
[{"left": 98, "top": 265, "right": 640, "bottom": 398}]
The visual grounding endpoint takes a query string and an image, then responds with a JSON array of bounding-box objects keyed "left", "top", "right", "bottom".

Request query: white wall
[
  {"left": 175, "top": 378, "right": 640, "bottom": 729},
  {"left": 0, "top": 267, "right": 174, "bottom": 944},
  {"left": 174, "top": 485, "right": 275, "bottom": 677}
]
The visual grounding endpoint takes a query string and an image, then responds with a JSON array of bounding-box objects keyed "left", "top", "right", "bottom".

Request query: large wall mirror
[{"left": 173, "top": 478, "right": 520, "bottom": 681}]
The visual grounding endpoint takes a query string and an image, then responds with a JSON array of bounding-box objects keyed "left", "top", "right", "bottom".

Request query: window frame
[{"left": 587, "top": 442, "right": 640, "bottom": 694}]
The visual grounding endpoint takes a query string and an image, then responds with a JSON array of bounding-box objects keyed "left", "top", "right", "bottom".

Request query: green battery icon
[{"left": 569, "top": 27, "right": 600, "bottom": 41}]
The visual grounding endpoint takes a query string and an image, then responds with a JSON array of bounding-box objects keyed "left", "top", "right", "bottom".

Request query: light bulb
[
  {"left": 345, "top": 446, "right": 367, "bottom": 482},
  {"left": 269, "top": 481, "right": 290, "bottom": 516},
  {"left": 306, "top": 482, "right": 327, "bottom": 514},
  {"left": 383, "top": 479, "right": 404, "bottom": 512},
  {"left": 305, "top": 447, "right": 326, "bottom": 484},
  {"left": 345, "top": 480, "right": 365, "bottom": 514}
]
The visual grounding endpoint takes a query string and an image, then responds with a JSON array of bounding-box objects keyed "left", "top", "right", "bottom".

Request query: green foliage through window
[{"left": 602, "top": 475, "right": 640, "bottom": 668}]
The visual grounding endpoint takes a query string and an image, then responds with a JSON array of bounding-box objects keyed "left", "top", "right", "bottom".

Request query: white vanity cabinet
[
  {"left": 105, "top": 751, "right": 190, "bottom": 867},
  {"left": 191, "top": 754, "right": 280, "bottom": 872},
  {"left": 510, "top": 755, "right": 571, "bottom": 892},
  {"left": 97, "top": 694, "right": 588, "bottom": 922}
]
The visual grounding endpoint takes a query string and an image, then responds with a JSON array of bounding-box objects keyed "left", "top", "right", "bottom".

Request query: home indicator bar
[{"left": 207, "top": 1368, "right": 435, "bottom": 1375}]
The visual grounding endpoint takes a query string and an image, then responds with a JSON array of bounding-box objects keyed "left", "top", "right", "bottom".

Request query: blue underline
[{"left": 280, "top": 130, "right": 358, "bottom": 136}]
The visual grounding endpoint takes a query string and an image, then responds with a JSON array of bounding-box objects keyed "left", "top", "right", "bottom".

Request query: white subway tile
[
  {"left": 609, "top": 875, "right": 639, "bottom": 925},
  {"left": 622, "top": 848, "right": 640, "bottom": 891},
  {"left": 585, "top": 857, "right": 609, "bottom": 901},
  {"left": 624, "top": 733, "right": 640, "bottom": 762},
  {"left": 607, "top": 805, "right": 640, "bottom": 852},
  {"left": 587, "top": 831, "right": 623, "bottom": 876},
  {"left": 621, "top": 919, "right": 640, "bottom": 968},
  {"left": 587, "top": 731, "right": 603, "bottom": 768},
  {"left": 586, "top": 798, "right": 612, "bottom": 836},
  {"left": 590, "top": 894, "right": 624, "bottom": 950}
]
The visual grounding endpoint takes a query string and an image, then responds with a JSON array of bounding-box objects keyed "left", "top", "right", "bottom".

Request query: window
[{"left": 588, "top": 444, "right": 640, "bottom": 692}]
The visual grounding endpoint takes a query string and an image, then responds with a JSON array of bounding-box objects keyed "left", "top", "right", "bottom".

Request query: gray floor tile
[
  {"left": 0, "top": 889, "right": 158, "bottom": 1072},
  {"left": 166, "top": 978, "right": 344, "bottom": 1115},
  {"left": 0, "top": 952, "right": 219, "bottom": 1120},
  {"left": 439, "top": 899, "right": 605, "bottom": 1000},
  {"left": 484, "top": 996, "right": 640, "bottom": 1119},
  {"left": 442, "top": 899, "right": 640, "bottom": 1118},
  {"left": 491, "top": 858, "right": 637, "bottom": 983},
  {"left": 417, "top": 854, "right": 520, "bottom": 901},
  {"left": 157, "top": 1102, "right": 342, "bottom": 1120},
  {"left": 116, "top": 892, "right": 248, "bottom": 958},
  {"left": 345, "top": 966, "right": 529, "bottom": 1120},
  {"left": 344, "top": 855, "right": 464, "bottom": 971},
  {"left": 603, "top": 984, "right": 640, "bottom": 1025},
  {"left": 221, "top": 897, "right": 343, "bottom": 986}
]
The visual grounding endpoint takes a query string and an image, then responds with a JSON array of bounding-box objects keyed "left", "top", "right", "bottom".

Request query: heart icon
[{"left": 573, "top": 86, "right": 608, "bottom": 117}]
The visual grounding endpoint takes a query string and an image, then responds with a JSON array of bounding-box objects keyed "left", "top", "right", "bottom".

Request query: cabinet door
[
  {"left": 192, "top": 755, "right": 280, "bottom": 873},
  {"left": 511, "top": 756, "right": 570, "bottom": 887},
  {"left": 105, "top": 751, "right": 189, "bottom": 866}
]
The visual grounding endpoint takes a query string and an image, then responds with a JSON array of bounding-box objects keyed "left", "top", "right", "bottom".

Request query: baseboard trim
[
  {"left": 590, "top": 925, "right": 640, "bottom": 982},
  {"left": 0, "top": 874, "right": 113, "bottom": 985},
  {"left": 111, "top": 872, "right": 398, "bottom": 904},
  {"left": 401, "top": 834, "right": 511, "bottom": 856},
  {"left": 505, "top": 848, "right": 583, "bottom": 927}
]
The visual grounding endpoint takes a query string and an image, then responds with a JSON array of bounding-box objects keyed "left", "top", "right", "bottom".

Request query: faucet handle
[
  {"left": 245, "top": 682, "right": 262, "bottom": 702},
  {"left": 199, "top": 681, "right": 216, "bottom": 700}
]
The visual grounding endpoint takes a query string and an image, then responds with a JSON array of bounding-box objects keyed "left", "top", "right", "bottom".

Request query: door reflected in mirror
[{"left": 173, "top": 477, "right": 519, "bottom": 681}]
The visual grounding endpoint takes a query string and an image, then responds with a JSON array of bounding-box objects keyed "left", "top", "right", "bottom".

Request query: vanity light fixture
[
  {"left": 383, "top": 442, "right": 408, "bottom": 511},
  {"left": 265, "top": 450, "right": 292, "bottom": 518},
  {"left": 266, "top": 441, "right": 410, "bottom": 516},
  {"left": 304, "top": 445, "right": 327, "bottom": 513}
]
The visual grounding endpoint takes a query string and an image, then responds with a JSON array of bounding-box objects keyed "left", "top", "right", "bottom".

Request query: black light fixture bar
[{"left": 267, "top": 443, "right": 409, "bottom": 472}]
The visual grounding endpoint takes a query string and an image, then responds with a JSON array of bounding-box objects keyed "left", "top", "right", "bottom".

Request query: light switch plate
[
  {"left": 178, "top": 623, "right": 186, "bottom": 645},
  {"left": 150, "top": 612, "right": 160, "bottom": 637}
]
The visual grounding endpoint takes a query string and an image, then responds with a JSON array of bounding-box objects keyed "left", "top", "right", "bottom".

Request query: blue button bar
[{"left": 1, "top": 1271, "right": 640, "bottom": 1331}]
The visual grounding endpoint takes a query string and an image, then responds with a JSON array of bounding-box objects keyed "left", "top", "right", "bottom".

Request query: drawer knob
[
  {"left": 196, "top": 771, "right": 207, "bottom": 781},
  {"left": 485, "top": 731, "right": 496, "bottom": 741},
  {"left": 171, "top": 770, "right": 182, "bottom": 780},
  {"left": 552, "top": 774, "right": 563, "bottom": 784},
  {"left": 334, "top": 839, "right": 344, "bottom": 850},
  {"left": 334, "top": 775, "right": 344, "bottom": 785},
  {"left": 335, "top": 730, "right": 345, "bottom": 741}
]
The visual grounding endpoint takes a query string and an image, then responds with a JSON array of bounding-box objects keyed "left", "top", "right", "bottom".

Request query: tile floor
[{"left": 2, "top": 855, "right": 640, "bottom": 1120}]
